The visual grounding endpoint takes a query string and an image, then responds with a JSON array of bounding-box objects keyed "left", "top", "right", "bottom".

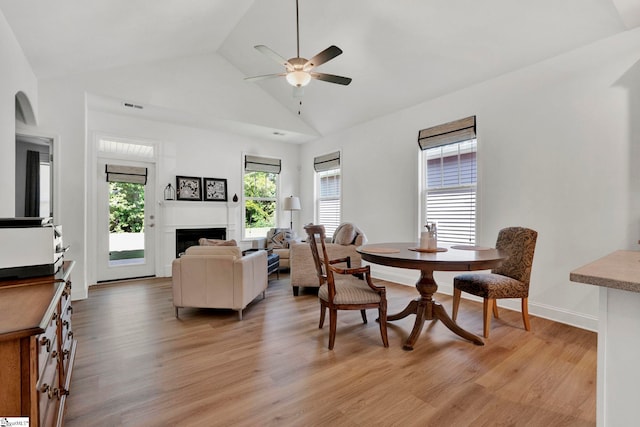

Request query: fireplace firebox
[{"left": 176, "top": 227, "right": 226, "bottom": 258}]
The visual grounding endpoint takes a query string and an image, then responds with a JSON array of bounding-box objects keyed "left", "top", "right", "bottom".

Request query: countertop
[{"left": 570, "top": 250, "right": 640, "bottom": 293}]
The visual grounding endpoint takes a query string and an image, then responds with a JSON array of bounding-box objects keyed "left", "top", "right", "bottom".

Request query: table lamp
[{"left": 283, "top": 195, "right": 301, "bottom": 230}]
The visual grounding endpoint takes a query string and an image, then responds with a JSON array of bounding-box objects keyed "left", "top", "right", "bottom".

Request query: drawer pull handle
[
  {"left": 67, "top": 306, "right": 73, "bottom": 314},
  {"left": 51, "top": 312, "right": 58, "bottom": 321},
  {"left": 63, "top": 349, "right": 70, "bottom": 359},
  {"left": 51, "top": 350, "right": 58, "bottom": 359},
  {"left": 63, "top": 320, "right": 69, "bottom": 328},
  {"left": 41, "top": 383, "right": 55, "bottom": 400},
  {"left": 40, "top": 337, "right": 51, "bottom": 352},
  {"left": 62, "top": 288, "right": 69, "bottom": 297},
  {"left": 67, "top": 331, "right": 74, "bottom": 339}
]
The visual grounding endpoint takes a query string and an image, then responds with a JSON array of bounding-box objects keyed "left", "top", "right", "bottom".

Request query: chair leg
[
  {"left": 175, "top": 307, "right": 179, "bottom": 318},
  {"left": 522, "top": 297, "right": 531, "bottom": 331},
  {"left": 483, "top": 298, "right": 494, "bottom": 338},
  {"left": 328, "top": 309, "right": 337, "bottom": 350},
  {"left": 452, "top": 288, "right": 461, "bottom": 321},
  {"left": 319, "top": 302, "right": 327, "bottom": 328},
  {"left": 493, "top": 301, "right": 499, "bottom": 318},
  {"left": 379, "top": 304, "right": 389, "bottom": 348},
  {"left": 292, "top": 286, "right": 299, "bottom": 296},
  {"left": 238, "top": 309, "right": 243, "bottom": 321},
  {"left": 360, "top": 309, "right": 368, "bottom": 324}
]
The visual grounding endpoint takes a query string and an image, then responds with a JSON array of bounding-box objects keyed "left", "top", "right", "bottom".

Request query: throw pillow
[
  {"left": 269, "top": 230, "right": 292, "bottom": 249},
  {"left": 198, "top": 238, "right": 237, "bottom": 246},
  {"left": 333, "top": 223, "right": 357, "bottom": 245}
]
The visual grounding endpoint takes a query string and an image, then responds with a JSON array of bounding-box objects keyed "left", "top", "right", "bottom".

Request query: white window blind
[
  {"left": 317, "top": 168, "right": 341, "bottom": 237},
  {"left": 423, "top": 139, "right": 477, "bottom": 244}
]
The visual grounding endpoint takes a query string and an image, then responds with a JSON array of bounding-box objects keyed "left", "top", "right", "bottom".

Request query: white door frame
[
  {"left": 89, "top": 133, "right": 159, "bottom": 283},
  {"left": 96, "top": 158, "right": 156, "bottom": 281}
]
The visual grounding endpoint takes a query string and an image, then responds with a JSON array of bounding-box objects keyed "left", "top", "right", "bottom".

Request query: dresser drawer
[
  {"left": 60, "top": 300, "right": 73, "bottom": 345},
  {"left": 61, "top": 331, "right": 75, "bottom": 376},
  {"left": 37, "top": 311, "right": 59, "bottom": 377},
  {"left": 37, "top": 346, "right": 60, "bottom": 427}
]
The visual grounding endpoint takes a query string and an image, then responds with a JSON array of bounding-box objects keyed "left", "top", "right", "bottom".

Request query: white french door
[{"left": 97, "top": 158, "right": 156, "bottom": 282}]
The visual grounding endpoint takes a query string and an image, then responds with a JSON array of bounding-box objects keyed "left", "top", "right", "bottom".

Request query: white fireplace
[{"left": 161, "top": 200, "right": 239, "bottom": 276}]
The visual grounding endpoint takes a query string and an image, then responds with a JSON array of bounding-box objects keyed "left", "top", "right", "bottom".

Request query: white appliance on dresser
[{"left": 0, "top": 217, "right": 67, "bottom": 280}]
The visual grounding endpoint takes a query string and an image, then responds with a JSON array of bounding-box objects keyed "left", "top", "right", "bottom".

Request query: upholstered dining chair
[
  {"left": 304, "top": 224, "right": 389, "bottom": 350},
  {"left": 452, "top": 227, "right": 538, "bottom": 338}
]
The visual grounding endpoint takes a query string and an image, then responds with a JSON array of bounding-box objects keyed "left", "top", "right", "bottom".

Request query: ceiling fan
[{"left": 245, "top": 0, "right": 352, "bottom": 89}]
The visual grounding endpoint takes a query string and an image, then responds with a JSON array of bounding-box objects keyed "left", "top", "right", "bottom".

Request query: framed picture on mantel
[
  {"left": 204, "top": 177, "right": 228, "bottom": 202},
  {"left": 176, "top": 176, "right": 202, "bottom": 201}
]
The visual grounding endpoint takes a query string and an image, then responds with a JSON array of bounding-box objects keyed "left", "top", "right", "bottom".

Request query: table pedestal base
[{"left": 388, "top": 270, "right": 484, "bottom": 350}]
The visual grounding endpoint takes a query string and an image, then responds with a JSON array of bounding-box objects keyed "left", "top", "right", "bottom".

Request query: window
[
  {"left": 314, "top": 152, "right": 341, "bottom": 238},
  {"left": 243, "top": 155, "right": 281, "bottom": 239},
  {"left": 419, "top": 116, "right": 477, "bottom": 244}
]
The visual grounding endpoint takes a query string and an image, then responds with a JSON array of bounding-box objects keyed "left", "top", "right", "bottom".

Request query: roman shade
[
  {"left": 245, "top": 155, "right": 281, "bottom": 173},
  {"left": 313, "top": 151, "right": 340, "bottom": 172},
  {"left": 105, "top": 164, "right": 147, "bottom": 184},
  {"left": 418, "top": 116, "right": 476, "bottom": 150}
]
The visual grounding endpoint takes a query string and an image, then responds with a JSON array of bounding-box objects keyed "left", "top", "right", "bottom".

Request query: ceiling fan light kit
[
  {"left": 286, "top": 70, "right": 312, "bottom": 87},
  {"left": 245, "top": 0, "right": 352, "bottom": 89}
]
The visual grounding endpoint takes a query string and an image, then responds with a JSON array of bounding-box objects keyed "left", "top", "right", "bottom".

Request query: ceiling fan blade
[
  {"left": 255, "top": 45, "right": 293, "bottom": 71},
  {"left": 304, "top": 45, "right": 343, "bottom": 70},
  {"left": 244, "top": 73, "right": 286, "bottom": 82},
  {"left": 310, "top": 72, "right": 352, "bottom": 86}
]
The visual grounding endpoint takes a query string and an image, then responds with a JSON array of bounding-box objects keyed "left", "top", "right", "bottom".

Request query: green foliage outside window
[
  {"left": 109, "top": 182, "right": 145, "bottom": 233},
  {"left": 244, "top": 171, "right": 277, "bottom": 229}
]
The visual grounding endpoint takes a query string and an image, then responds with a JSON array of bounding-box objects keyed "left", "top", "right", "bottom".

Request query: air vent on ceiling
[{"left": 122, "top": 102, "right": 143, "bottom": 110}]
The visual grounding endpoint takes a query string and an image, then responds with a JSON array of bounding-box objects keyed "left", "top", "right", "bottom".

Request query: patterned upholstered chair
[
  {"left": 452, "top": 227, "right": 538, "bottom": 338},
  {"left": 304, "top": 224, "right": 388, "bottom": 350},
  {"left": 290, "top": 222, "right": 367, "bottom": 296}
]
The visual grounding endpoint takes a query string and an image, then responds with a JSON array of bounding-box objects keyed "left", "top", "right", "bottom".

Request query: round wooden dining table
[{"left": 357, "top": 242, "right": 504, "bottom": 350}]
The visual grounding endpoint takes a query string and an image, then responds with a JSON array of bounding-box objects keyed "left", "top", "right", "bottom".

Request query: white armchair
[
  {"left": 171, "top": 245, "right": 268, "bottom": 320},
  {"left": 252, "top": 228, "right": 301, "bottom": 270}
]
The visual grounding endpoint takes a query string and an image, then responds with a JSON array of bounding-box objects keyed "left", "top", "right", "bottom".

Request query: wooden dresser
[{"left": 0, "top": 261, "right": 77, "bottom": 426}]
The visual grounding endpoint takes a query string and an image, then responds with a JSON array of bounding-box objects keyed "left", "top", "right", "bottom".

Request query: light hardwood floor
[{"left": 65, "top": 274, "right": 596, "bottom": 426}]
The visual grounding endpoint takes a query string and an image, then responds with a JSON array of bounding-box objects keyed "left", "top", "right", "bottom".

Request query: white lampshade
[
  {"left": 283, "top": 196, "right": 301, "bottom": 211},
  {"left": 286, "top": 71, "right": 311, "bottom": 87}
]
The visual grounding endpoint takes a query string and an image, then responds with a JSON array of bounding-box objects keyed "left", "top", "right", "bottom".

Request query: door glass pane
[{"left": 109, "top": 182, "right": 145, "bottom": 266}]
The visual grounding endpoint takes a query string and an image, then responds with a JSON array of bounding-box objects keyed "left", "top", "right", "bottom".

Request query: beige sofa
[
  {"left": 171, "top": 245, "right": 268, "bottom": 320},
  {"left": 290, "top": 223, "right": 367, "bottom": 296}
]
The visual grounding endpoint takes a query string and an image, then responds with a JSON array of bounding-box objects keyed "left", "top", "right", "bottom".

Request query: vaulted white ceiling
[{"left": 1, "top": 0, "right": 638, "bottom": 141}]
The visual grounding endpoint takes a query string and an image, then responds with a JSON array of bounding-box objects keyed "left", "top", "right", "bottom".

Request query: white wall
[
  {"left": 0, "top": 9, "right": 38, "bottom": 216},
  {"left": 300, "top": 28, "right": 640, "bottom": 331},
  {"left": 36, "top": 51, "right": 311, "bottom": 300},
  {"left": 86, "top": 110, "right": 300, "bottom": 282}
]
